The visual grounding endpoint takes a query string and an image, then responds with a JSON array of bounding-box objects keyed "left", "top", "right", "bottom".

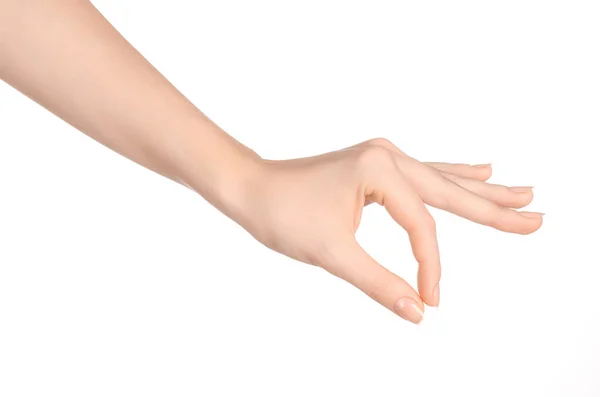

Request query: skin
[{"left": 0, "top": 0, "right": 543, "bottom": 324}]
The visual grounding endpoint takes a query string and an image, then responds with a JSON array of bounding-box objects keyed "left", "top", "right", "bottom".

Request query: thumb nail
[{"left": 393, "top": 297, "right": 424, "bottom": 324}]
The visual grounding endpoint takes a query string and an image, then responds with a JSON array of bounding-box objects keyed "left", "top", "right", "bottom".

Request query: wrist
[
  {"left": 174, "top": 121, "right": 265, "bottom": 222},
  {"left": 199, "top": 148, "right": 265, "bottom": 224}
]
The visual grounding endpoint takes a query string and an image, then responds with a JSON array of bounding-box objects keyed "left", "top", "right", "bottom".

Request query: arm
[
  {"left": 0, "top": 0, "right": 259, "bottom": 221},
  {"left": 0, "top": 0, "right": 543, "bottom": 324}
]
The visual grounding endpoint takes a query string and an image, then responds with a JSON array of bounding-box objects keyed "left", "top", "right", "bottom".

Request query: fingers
[
  {"left": 340, "top": 139, "right": 542, "bottom": 319},
  {"left": 336, "top": 145, "right": 440, "bottom": 312},
  {"left": 324, "top": 238, "right": 425, "bottom": 324},
  {"left": 424, "top": 162, "right": 492, "bottom": 181},
  {"left": 440, "top": 172, "right": 534, "bottom": 209},
  {"left": 376, "top": 167, "right": 441, "bottom": 307},
  {"left": 396, "top": 156, "right": 544, "bottom": 234},
  {"left": 366, "top": 139, "right": 533, "bottom": 211},
  {"left": 359, "top": 138, "right": 493, "bottom": 181},
  {"left": 390, "top": 157, "right": 532, "bottom": 209}
]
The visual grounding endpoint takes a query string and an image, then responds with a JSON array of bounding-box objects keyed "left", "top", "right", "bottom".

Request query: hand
[{"left": 236, "top": 138, "right": 543, "bottom": 324}]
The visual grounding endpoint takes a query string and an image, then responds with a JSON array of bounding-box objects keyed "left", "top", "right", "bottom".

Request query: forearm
[
  {"left": 0, "top": 0, "right": 260, "bottom": 217},
  {"left": 0, "top": 1, "right": 545, "bottom": 324}
]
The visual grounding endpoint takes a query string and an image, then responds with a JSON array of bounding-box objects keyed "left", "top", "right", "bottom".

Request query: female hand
[
  {"left": 236, "top": 138, "right": 542, "bottom": 324},
  {"left": 0, "top": 2, "right": 542, "bottom": 324}
]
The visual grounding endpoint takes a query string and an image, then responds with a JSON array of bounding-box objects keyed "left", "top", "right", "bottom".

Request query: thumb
[{"left": 324, "top": 237, "right": 425, "bottom": 324}]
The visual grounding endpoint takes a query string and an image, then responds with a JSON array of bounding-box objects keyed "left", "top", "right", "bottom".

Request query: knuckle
[
  {"left": 488, "top": 217, "right": 504, "bottom": 231},
  {"left": 367, "top": 137, "right": 405, "bottom": 155},
  {"left": 487, "top": 209, "right": 507, "bottom": 230},
  {"left": 368, "top": 137, "right": 395, "bottom": 149},
  {"left": 406, "top": 212, "right": 436, "bottom": 235},
  {"left": 422, "top": 213, "right": 437, "bottom": 231},
  {"left": 355, "top": 145, "right": 394, "bottom": 170},
  {"left": 366, "top": 278, "right": 391, "bottom": 301}
]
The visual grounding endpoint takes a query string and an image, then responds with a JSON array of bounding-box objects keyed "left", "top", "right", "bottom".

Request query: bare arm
[
  {"left": 0, "top": 0, "right": 543, "bottom": 323},
  {"left": 0, "top": 0, "right": 259, "bottom": 219}
]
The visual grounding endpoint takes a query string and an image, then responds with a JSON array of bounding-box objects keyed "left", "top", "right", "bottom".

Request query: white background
[{"left": 1, "top": 1, "right": 599, "bottom": 396}]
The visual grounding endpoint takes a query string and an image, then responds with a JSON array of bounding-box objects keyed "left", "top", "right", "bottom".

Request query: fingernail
[
  {"left": 473, "top": 163, "right": 491, "bottom": 169},
  {"left": 393, "top": 298, "right": 424, "bottom": 324},
  {"left": 432, "top": 284, "right": 440, "bottom": 307},
  {"left": 509, "top": 186, "right": 534, "bottom": 193},
  {"left": 519, "top": 211, "right": 545, "bottom": 219}
]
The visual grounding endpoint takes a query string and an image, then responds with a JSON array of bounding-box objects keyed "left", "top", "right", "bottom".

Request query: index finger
[{"left": 367, "top": 162, "right": 441, "bottom": 307}]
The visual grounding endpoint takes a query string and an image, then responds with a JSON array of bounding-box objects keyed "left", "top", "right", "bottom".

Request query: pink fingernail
[
  {"left": 432, "top": 284, "right": 440, "bottom": 307},
  {"left": 393, "top": 298, "right": 424, "bottom": 324},
  {"left": 519, "top": 211, "right": 545, "bottom": 218},
  {"left": 473, "top": 164, "right": 491, "bottom": 169},
  {"left": 510, "top": 186, "right": 534, "bottom": 193}
]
